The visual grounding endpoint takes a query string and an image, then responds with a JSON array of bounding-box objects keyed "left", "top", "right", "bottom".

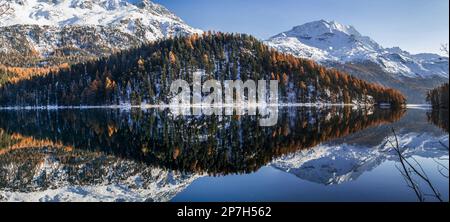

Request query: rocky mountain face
[
  {"left": 0, "top": 0, "right": 201, "bottom": 66},
  {"left": 265, "top": 20, "right": 449, "bottom": 103}
]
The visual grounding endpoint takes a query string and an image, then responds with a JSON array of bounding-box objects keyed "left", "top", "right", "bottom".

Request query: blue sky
[{"left": 153, "top": 0, "right": 449, "bottom": 55}]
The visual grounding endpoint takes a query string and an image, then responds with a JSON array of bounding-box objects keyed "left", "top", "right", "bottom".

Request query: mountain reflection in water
[
  {"left": 0, "top": 107, "right": 448, "bottom": 202},
  {"left": 0, "top": 107, "right": 403, "bottom": 173}
]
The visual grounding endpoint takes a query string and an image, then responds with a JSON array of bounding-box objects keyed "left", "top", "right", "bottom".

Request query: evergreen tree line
[
  {"left": 426, "top": 83, "right": 449, "bottom": 109},
  {"left": 0, "top": 32, "right": 406, "bottom": 107}
]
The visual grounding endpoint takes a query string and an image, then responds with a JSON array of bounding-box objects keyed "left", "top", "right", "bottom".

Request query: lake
[{"left": 0, "top": 106, "right": 448, "bottom": 202}]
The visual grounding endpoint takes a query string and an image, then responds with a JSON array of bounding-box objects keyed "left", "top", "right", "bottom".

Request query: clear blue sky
[{"left": 153, "top": 0, "right": 449, "bottom": 55}]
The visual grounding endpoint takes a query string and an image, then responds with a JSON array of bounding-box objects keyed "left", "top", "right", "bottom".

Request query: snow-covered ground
[{"left": 0, "top": 103, "right": 373, "bottom": 110}]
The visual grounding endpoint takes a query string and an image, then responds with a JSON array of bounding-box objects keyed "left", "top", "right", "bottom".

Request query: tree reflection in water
[
  {"left": 427, "top": 109, "right": 449, "bottom": 133},
  {"left": 0, "top": 107, "right": 405, "bottom": 176}
]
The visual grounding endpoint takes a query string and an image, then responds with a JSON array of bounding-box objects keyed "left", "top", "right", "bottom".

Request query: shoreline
[{"left": 0, "top": 103, "right": 385, "bottom": 110}]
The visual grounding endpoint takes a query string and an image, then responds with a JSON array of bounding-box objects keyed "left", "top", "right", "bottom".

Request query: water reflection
[
  {"left": 0, "top": 147, "right": 199, "bottom": 202},
  {"left": 0, "top": 107, "right": 404, "bottom": 175},
  {"left": 427, "top": 109, "right": 449, "bottom": 133},
  {"left": 0, "top": 107, "right": 447, "bottom": 202}
]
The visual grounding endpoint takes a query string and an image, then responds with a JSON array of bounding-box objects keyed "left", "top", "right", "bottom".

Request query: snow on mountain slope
[
  {"left": 266, "top": 36, "right": 330, "bottom": 61},
  {"left": 1, "top": 0, "right": 200, "bottom": 37},
  {"left": 271, "top": 133, "right": 449, "bottom": 185},
  {"left": 0, "top": 0, "right": 201, "bottom": 65},
  {"left": 266, "top": 20, "right": 449, "bottom": 79}
]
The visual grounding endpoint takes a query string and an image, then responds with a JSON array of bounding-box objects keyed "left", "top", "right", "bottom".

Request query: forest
[
  {"left": 0, "top": 32, "right": 406, "bottom": 107},
  {"left": 426, "top": 83, "right": 449, "bottom": 133},
  {"left": 427, "top": 83, "right": 449, "bottom": 109}
]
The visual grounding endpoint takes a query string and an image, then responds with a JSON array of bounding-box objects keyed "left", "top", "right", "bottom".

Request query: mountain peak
[
  {"left": 0, "top": 0, "right": 201, "bottom": 39},
  {"left": 279, "top": 19, "right": 362, "bottom": 39},
  {"left": 268, "top": 19, "right": 381, "bottom": 61},
  {"left": 0, "top": 0, "right": 190, "bottom": 27},
  {"left": 0, "top": 0, "right": 201, "bottom": 65},
  {"left": 265, "top": 20, "right": 448, "bottom": 80}
]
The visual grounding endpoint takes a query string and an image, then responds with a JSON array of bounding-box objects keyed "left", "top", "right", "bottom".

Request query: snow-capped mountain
[
  {"left": 266, "top": 20, "right": 449, "bottom": 79},
  {"left": 0, "top": 0, "right": 201, "bottom": 65}
]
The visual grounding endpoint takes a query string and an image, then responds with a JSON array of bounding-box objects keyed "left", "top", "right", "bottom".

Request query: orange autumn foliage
[{"left": 0, "top": 63, "right": 70, "bottom": 84}]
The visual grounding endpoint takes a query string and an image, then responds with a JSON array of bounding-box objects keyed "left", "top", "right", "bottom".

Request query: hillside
[
  {"left": 0, "top": 33, "right": 405, "bottom": 106},
  {"left": 0, "top": 0, "right": 200, "bottom": 66},
  {"left": 328, "top": 61, "right": 447, "bottom": 104},
  {"left": 265, "top": 20, "right": 449, "bottom": 103}
]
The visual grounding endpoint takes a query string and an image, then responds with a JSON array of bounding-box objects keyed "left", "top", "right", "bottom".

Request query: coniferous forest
[
  {"left": 0, "top": 33, "right": 405, "bottom": 107},
  {"left": 427, "top": 83, "right": 449, "bottom": 109},
  {"left": 426, "top": 83, "right": 449, "bottom": 133}
]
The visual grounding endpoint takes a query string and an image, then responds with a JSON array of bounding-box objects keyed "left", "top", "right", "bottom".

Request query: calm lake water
[{"left": 0, "top": 106, "right": 448, "bottom": 202}]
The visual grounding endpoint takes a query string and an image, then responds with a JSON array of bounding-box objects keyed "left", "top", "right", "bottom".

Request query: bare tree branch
[
  {"left": 433, "top": 158, "right": 449, "bottom": 178},
  {"left": 395, "top": 164, "right": 424, "bottom": 202},
  {"left": 403, "top": 155, "right": 443, "bottom": 201},
  {"left": 390, "top": 127, "right": 444, "bottom": 202},
  {"left": 441, "top": 43, "right": 449, "bottom": 57},
  {"left": 390, "top": 128, "right": 425, "bottom": 202}
]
